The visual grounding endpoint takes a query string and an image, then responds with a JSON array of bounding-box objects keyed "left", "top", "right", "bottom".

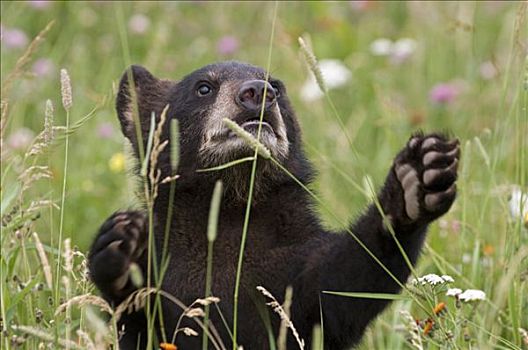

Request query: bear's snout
[{"left": 236, "top": 80, "right": 276, "bottom": 111}]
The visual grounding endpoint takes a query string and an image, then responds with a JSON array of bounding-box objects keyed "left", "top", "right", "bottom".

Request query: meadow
[{"left": 0, "top": 1, "right": 527, "bottom": 349}]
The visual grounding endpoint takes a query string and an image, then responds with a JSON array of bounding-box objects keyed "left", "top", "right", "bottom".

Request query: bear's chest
[{"left": 159, "top": 226, "right": 278, "bottom": 302}]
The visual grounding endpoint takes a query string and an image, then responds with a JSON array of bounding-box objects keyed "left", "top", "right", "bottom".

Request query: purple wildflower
[
  {"left": 32, "top": 58, "right": 55, "bottom": 77},
  {"left": 1, "top": 27, "right": 29, "bottom": 49},
  {"left": 97, "top": 122, "right": 114, "bottom": 139},
  {"left": 429, "top": 83, "right": 459, "bottom": 104},
  {"left": 217, "top": 36, "right": 239, "bottom": 56},
  {"left": 28, "top": 1, "right": 51, "bottom": 9},
  {"left": 7, "top": 128, "right": 35, "bottom": 150}
]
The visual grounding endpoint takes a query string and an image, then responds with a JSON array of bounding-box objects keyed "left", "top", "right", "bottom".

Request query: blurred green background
[
  {"left": 2, "top": 1, "right": 522, "bottom": 250},
  {"left": 1, "top": 2, "right": 526, "bottom": 347}
]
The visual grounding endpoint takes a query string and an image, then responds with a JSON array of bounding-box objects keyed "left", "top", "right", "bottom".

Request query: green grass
[{"left": 1, "top": 1, "right": 526, "bottom": 349}]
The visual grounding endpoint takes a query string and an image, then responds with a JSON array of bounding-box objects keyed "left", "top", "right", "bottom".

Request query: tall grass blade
[
  {"left": 232, "top": 3, "right": 279, "bottom": 348},
  {"left": 203, "top": 180, "right": 223, "bottom": 349}
]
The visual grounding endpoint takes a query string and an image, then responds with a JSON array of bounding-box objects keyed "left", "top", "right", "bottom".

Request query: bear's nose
[{"left": 237, "top": 80, "right": 276, "bottom": 111}]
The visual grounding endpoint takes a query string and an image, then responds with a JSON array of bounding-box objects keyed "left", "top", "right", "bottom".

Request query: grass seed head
[
  {"left": 32, "top": 232, "right": 52, "bottom": 289},
  {"left": 298, "top": 37, "right": 327, "bottom": 93},
  {"left": 222, "top": 118, "right": 271, "bottom": 159},
  {"left": 60, "top": 69, "right": 73, "bottom": 111}
]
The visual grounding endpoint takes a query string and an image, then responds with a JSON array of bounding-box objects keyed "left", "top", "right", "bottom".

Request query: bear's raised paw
[
  {"left": 88, "top": 211, "right": 147, "bottom": 299},
  {"left": 393, "top": 134, "right": 460, "bottom": 224}
]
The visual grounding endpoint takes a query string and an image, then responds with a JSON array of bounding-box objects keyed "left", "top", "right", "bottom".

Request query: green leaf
[
  {"left": 6, "top": 275, "right": 40, "bottom": 322},
  {"left": 1, "top": 182, "right": 20, "bottom": 217}
]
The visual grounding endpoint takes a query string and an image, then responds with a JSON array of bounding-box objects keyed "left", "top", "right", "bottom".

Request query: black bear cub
[{"left": 88, "top": 61, "right": 460, "bottom": 349}]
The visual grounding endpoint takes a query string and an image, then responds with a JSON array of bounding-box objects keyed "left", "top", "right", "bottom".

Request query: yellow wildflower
[{"left": 109, "top": 152, "right": 125, "bottom": 173}]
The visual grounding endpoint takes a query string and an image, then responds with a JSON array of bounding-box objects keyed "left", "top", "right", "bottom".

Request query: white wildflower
[
  {"left": 128, "top": 14, "right": 150, "bottom": 35},
  {"left": 509, "top": 187, "right": 528, "bottom": 227},
  {"left": 519, "top": 328, "right": 528, "bottom": 345},
  {"left": 391, "top": 38, "right": 417, "bottom": 62},
  {"left": 458, "top": 289, "right": 486, "bottom": 302},
  {"left": 441, "top": 275, "right": 454, "bottom": 283},
  {"left": 479, "top": 61, "right": 498, "bottom": 80},
  {"left": 446, "top": 288, "right": 462, "bottom": 297},
  {"left": 300, "top": 59, "right": 352, "bottom": 102},
  {"left": 369, "top": 37, "right": 417, "bottom": 64},
  {"left": 370, "top": 38, "right": 393, "bottom": 56},
  {"left": 412, "top": 273, "right": 454, "bottom": 286}
]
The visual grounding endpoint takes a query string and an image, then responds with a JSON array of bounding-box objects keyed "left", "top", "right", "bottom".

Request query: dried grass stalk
[
  {"left": 182, "top": 327, "right": 199, "bottom": 337},
  {"left": 55, "top": 294, "right": 114, "bottom": 317},
  {"left": 185, "top": 307, "right": 206, "bottom": 318},
  {"left": 277, "top": 286, "right": 293, "bottom": 350},
  {"left": 19, "top": 165, "right": 52, "bottom": 191},
  {"left": 27, "top": 200, "right": 59, "bottom": 214},
  {"left": 32, "top": 232, "right": 52, "bottom": 289},
  {"left": 114, "top": 287, "right": 157, "bottom": 321},
  {"left": 146, "top": 104, "right": 170, "bottom": 200},
  {"left": 0, "top": 101, "right": 9, "bottom": 154},
  {"left": 13, "top": 325, "right": 81, "bottom": 349},
  {"left": 1, "top": 20, "right": 55, "bottom": 98},
  {"left": 195, "top": 296, "right": 221, "bottom": 306},
  {"left": 257, "top": 285, "right": 305, "bottom": 349},
  {"left": 76, "top": 329, "right": 96, "bottom": 350},
  {"left": 399, "top": 310, "right": 423, "bottom": 350}
]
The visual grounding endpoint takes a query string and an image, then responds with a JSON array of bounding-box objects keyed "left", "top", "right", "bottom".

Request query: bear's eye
[
  {"left": 271, "top": 83, "right": 281, "bottom": 98},
  {"left": 197, "top": 83, "right": 213, "bottom": 96}
]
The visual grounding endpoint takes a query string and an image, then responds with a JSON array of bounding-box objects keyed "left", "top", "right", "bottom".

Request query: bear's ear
[{"left": 116, "top": 65, "right": 173, "bottom": 147}]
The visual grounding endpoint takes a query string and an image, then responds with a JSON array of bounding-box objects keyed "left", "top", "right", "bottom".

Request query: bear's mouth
[
  {"left": 240, "top": 119, "right": 273, "bottom": 134},
  {"left": 230, "top": 113, "right": 277, "bottom": 138},
  {"left": 201, "top": 108, "right": 289, "bottom": 163}
]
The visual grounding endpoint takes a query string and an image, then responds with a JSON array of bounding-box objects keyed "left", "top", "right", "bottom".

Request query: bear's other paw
[
  {"left": 393, "top": 134, "right": 460, "bottom": 224},
  {"left": 88, "top": 211, "right": 148, "bottom": 300}
]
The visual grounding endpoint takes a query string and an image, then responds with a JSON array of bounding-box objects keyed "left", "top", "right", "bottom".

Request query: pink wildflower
[
  {"left": 429, "top": 83, "right": 459, "bottom": 104},
  {"left": 28, "top": 1, "right": 51, "bottom": 9},
  {"left": 1, "top": 27, "right": 29, "bottom": 49},
  {"left": 217, "top": 36, "right": 239, "bottom": 56},
  {"left": 97, "top": 122, "right": 114, "bottom": 139},
  {"left": 32, "top": 58, "right": 55, "bottom": 77},
  {"left": 128, "top": 14, "right": 150, "bottom": 35},
  {"left": 7, "top": 128, "right": 35, "bottom": 150}
]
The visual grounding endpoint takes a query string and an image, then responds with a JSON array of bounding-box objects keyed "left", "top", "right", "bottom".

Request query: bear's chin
[
  {"left": 199, "top": 129, "right": 281, "bottom": 168},
  {"left": 197, "top": 138, "right": 286, "bottom": 202}
]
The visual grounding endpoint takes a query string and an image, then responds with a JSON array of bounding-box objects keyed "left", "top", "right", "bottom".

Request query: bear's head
[{"left": 116, "top": 61, "right": 313, "bottom": 200}]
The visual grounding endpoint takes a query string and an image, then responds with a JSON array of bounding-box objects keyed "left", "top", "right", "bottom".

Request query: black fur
[{"left": 88, "top": 61, "right": 460, "bottom": 349}]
